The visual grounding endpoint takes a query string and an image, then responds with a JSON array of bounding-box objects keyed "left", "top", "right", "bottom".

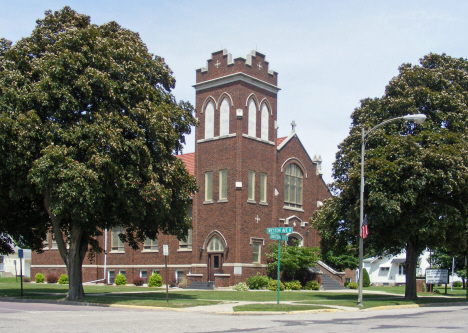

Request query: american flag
[{"left": 360, "top": 215, "right": 368, "bottom": 239}]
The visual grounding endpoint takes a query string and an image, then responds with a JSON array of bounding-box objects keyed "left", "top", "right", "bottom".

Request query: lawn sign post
[
  {"left": 163, "top": 245, "right": 169, "bottom": 302},
  {"left": 267, "top": 227, "right": 292, "bottom": 304}
]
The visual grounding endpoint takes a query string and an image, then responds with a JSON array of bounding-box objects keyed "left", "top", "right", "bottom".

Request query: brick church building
[{"left": 31, "top": 49, "right": 331, "bottom": 287}]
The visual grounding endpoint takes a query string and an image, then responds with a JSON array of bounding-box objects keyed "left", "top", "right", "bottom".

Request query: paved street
[{"left": 1, "top": 301, "right": 467, "bottom": 332}]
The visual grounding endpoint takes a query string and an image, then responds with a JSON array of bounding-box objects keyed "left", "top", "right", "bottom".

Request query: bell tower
[{"left": 192, "top": 49, "right": 280, "bottom": 278}]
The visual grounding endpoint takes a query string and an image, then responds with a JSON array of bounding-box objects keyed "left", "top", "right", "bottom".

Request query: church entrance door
[{"left": 208, "top": 253, "right": 223, "bottom": 282}]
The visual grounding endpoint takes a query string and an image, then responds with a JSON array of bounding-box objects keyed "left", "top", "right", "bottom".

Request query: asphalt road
[{"left": 1, "top": 301, "right": 467, "bottom": 333}]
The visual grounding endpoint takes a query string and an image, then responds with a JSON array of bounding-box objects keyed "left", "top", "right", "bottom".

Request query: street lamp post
[{"left": 357, "top": 114, "right": 426, "bottom": 306}]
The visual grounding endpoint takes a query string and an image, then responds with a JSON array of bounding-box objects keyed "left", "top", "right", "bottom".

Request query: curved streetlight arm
[{"left": 357, "top": 113, "right": 426, "bottom": 307}]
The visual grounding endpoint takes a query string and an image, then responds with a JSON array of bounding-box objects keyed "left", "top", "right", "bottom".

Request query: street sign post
[
  {"left": 267, "top": 228, "right": 292, "bottom": 304},
  {"left": 267, "top": 227, "right": 293, "bottom": 234},
  {"left": 270, "top": 234, "right": 288, "bottom": 242}
]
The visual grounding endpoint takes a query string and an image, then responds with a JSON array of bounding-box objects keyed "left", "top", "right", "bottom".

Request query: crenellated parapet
[{"left": 195, "top": 49, "right": 278, "bottom": 88}]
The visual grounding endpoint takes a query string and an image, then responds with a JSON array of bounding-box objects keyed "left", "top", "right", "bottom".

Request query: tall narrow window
[
  {"left": 51, "top": 232, "right": 58, "bottom": 249},
  {"left": 143, "top": 237, "right": 158, "bottom": 251},
  {"left": 252, "top": 242, "right": 261, "bottom": 263},
  {"left": 205, "top": 171, "right": 213, "bottom": 202},
  {"left": 179, "top": 229, "right": 193, "bottom": 249},
  {"left": 205, "top": 101, "right": 215, "bottom": 139},
  {"left": 111, "top": 227, "right": 125, "bottom": 251},
  {"left": 260, "top": 173, "right": 267, "bottom": 203},
  {"left": 261, "top": 104, "right": 269, "bottom": 141},
  {"left": 219, "top": 169, "right": 228, "bottom": 200},
  {"left": 284, "top": 164, "right": 303, "bottom": 208},
  {"left": 248, "top": 171, "right": 255, "bottom": 201},
  {"left": 248, "top": 99, "right": 257, "bottom": 137},
  {"left": 220, "top": 98, "right": 230, "bottom": 136}
]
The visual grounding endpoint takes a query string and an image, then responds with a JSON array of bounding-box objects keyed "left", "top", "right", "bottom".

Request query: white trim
[
  {"left": 197, "top": 133, "right": 236, "bottom": 143},
  {"left": 193, "top": 72, "right": 280, "bottom": 94},
  {"left": 241, "top": 133, "right": 275, "bottom": 145},
  {"left": 283, "top": 206, "right": 305, "bottom": 213},
  {"left": 280, "top": 157, "right": 308, "bottom": 178},
  {"left": 277, "top": 132, "right": 295, "bottom": 150},
  {"left": 200, "top": 96, "right": 218, "bottom": 113},
  {"left": 177, "top": 248, "right": 192, "bottom": 252},
  {"left": 259, "top": 98, "right": 273, "bottom": 115},
  {"left": 217, "top": 93, "right": 234, "bottom": 107},
  {"left": 187, "top": 273, "right": 203, "bottom": 277},
  {"left": 249, "top": 237, "right": 265, "bottom": 246},
  {"left": 141, "top": 250, "right": 159, "bottom": 253},
  {"left": 109, "top": 250, "right": 125, "bottom": 254},
  {"left": 245, "top": 93, "right": 260, "bottom": 108},
  {"left": 202, "top": 230, "right": 228, "bottom": 251},
  {"left": 223, "top": 263, "right": 268, "bottom": 268},
  {"left": 214, "top": 273, "right": 230, "bottom": 277}
]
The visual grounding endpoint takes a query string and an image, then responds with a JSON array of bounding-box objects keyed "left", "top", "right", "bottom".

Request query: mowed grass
[{"left": 1, "top": 278, "right": 467, "bottom": 309}]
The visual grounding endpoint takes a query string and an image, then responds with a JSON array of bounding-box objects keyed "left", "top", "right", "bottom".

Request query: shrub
[
  {"left": 58, "top": 274, "right": 69, "bottom": 285},
  {"left": 348, "top": 282, "right": 359, "bottom": 289},
  {"left": 233, "top": 282, "right": 249, "bottom": 291},
  {"left": 362, "top": 268, "right": 370, "bottom": 287},
  {"left": 133, "top": 277, "right": 145, "bottom": 286},
  {"left": 304, "top": 280, "right": 320, "bottom": 290},
  {"left": 35, "top": 273, "right": 45, "bottom": 283},
  {"left": 114, "top": 273, "right": 127, "bottom": 286},
  {"left": 267, "top": 280, "right": 285, "bottom": 291},
  {"left": 344, "top": 281, "right": 350, "bottom": 288},
  {"left": 23, "top": 277, "right": 30, "bottom": 283},
  {"left": 46, "top": 273, "right": 59, "bottom": 283},
  {"left": 453, "top": 281, "right": 462, "bottom": 288},
  {"left": 178, "top": 277, "right": 188, "bottom": 288},
  {"left": 284, "top": 280, "right": 302, "bottom": 290},
  {"left": 246, "top": 273, "right": 270, "bottom": 290},
  {"left": 148, "top": 273, "right": 163, "bottom": 287}
]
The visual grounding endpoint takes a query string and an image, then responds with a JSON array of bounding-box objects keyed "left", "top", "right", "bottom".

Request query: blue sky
[{"left": 2, "top": 1, "right": 468, "bottom": 183}]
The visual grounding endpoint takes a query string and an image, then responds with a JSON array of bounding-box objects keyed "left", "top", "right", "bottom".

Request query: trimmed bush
[
  {"left": 148, "top": 273, "right": 162, "bottom": 287},
  {"left": 233, "top": 282, "right": 249, "bottom": 291},
  {"left": 348, "top": 282, "right": 359, "bottom": 289},
  {"left": 246, "top": 273, "right": 270, "bottom": 290},
  {"left": 363, "top": 268, "right": 370, "bottom": 287},
  {"left": 267, "top": 280, "right": 285, "bottom": 291},
  {"left": 453, "top": 281, "right": 462, "bottom": 288},
  {"left": 284, "top": 280, "right": 302, "bottom": 290},
  {"left": 114, "top": 273, "right": 127, "bottom": 286},
  {"left": 23, "top": 277, "right": 30, "bottom": 283},
  {"left": 46, "top": 273, "right": 59, "bottom": 283},
  {"left": 35, "top": 273, "right": 45, "bottom": 283},
  {"left": 133, "top": 277, "right": 145, "bottom": 286},
  {"left": 344, "top": 281, "right": 350, "bottom": 288},
  {"left": 58, "top": 274, "right": 68, "bottom": 284},
  {"left": 304, "top": 280, "right": 320, "bottom": 290}
]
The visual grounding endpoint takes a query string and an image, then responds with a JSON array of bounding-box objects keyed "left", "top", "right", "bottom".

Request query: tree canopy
[
  {"left": 0, "top": 7, "right": 198, "bottom": 300},
  {"left": 312, "top": 53, "right": 468, "bottom": 299}
]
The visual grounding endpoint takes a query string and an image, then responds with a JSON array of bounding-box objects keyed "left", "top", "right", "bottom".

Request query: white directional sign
[
  {"left": 270, "top": 234, "right": 288, "bottom": 241},
  {"left": 267, "top": 227, "right": 293, "bottom": 234}
]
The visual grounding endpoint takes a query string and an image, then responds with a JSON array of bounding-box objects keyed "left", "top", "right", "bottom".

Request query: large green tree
[
  {"left": 0, "top": 7, "right": 198, "bottom": 300},
  {"left": 430, "top": 247, "right": 467, "bottom": 288},
  {"left": 312, "top": 53, "right": 468, "bottom": 299}
]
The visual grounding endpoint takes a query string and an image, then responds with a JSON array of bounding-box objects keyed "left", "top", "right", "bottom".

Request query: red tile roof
[
  {"left": 176, "top": 152, "right": 195, "bottom": 176},
  {"left": 276, "top": 136, "right": 287, "bottom": 146}
]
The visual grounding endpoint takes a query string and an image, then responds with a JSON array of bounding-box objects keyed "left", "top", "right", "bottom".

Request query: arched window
[
  {"left": 287, "top": 233, "right": 303, "bottom": 247},
  {"left": 205, "top": 101, "right": 215, "bottom": 139},
  {"left": 248, "top": 99, "right": 257, "bottom": 137},
  {"left": 284, "top": 164, "right": 303, "bottom": 208},
  {"left": 207, "top": 235, "right": 224, "bottom": 252},
  {"left": 260, "top": 104, "right": 269, "bottom": 141},
  {"left": 219, "top": 98, "right": 230, "bottom": 136}
]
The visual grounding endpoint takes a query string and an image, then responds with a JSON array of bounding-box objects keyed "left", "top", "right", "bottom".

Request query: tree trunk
[
  {"left": 66, "top": 225, "right": 88, "bottom": 301},
  {"left": 405, "top": 241, "right": 420, "bottom": 299}
]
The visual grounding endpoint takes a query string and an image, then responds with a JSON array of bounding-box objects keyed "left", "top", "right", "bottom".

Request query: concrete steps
[{"left": 321, "top": 274, "right": 347, "bottom": 290}]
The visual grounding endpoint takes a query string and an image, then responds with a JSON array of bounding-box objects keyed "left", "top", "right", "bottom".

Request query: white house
[
  {"left": 363, "top": 250, "right": 431, "bottom": 286},
  {"left": 0, "top": 245, "right": 31, "bottom": 278}
]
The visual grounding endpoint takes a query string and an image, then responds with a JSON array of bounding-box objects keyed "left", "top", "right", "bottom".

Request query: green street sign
[
  {"left": 267, "top": 227, "right": 293, "bottom": 234},
  {"left": 270, "top": 234, "right": 288, "bottom": 241}
]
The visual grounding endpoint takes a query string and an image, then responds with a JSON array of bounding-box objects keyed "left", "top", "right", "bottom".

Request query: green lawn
[{"left": 1, "top": 278, "right": 467, "bottom": 310}]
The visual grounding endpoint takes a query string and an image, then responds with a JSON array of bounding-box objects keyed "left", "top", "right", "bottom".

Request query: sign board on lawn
[
  {"left": 425, "top": 269, "right": 449, "bottom": 284},
  {"left": 267, "top": 227, "right": 293, "bottom": 234},
  {"left": 270, "top": 234, "right": 288, "bottom": 241}
]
